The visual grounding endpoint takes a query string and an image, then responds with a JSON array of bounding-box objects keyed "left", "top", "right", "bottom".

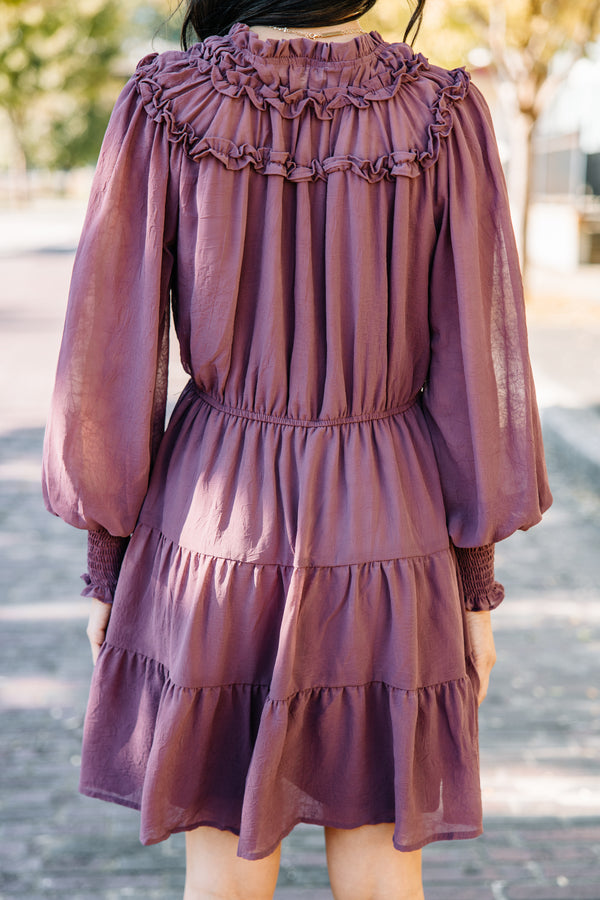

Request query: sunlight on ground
[
  {"left": 482, "top": 767, "right": 600, "bottom": 815},
  {"left": 0, "top": 601, "right": 89, "bottom": 622},
  {"left": 0, "top": 674, "right": 79, "bottom": 709}
]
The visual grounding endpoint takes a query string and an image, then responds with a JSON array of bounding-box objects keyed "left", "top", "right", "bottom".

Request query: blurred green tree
[
  {"left": 0, "top": 0, "right": 126, "bottom": 173},
  {"left": 0, "top": 0, "right": 179, "bottom": 176},
  {"left": 366, "top": 0, "right": 600, "bottom": 272}
]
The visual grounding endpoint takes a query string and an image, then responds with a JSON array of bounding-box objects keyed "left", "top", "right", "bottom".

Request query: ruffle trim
[
  {"left": 133, "top": 43, "right": 470, "bottom": 180},
  {"left": 184, "top": 42, "right": 430, "bottom": 119},
  {"left": 462, "top": 581, "right": 505, "bottom": 612},
  {"left": 80, "top": 574, "right": 114, "bottom": 605},
  {"left": 80, "top": 644, "right": 482, "bottom": 858}
]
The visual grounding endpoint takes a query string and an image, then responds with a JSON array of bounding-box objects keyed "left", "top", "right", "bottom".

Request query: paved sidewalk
[{"left": 0, "top": 203, "right": 599, "bottom": 898}]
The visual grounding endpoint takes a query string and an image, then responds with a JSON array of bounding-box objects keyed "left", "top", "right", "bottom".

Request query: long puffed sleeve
[
  {"left": 421, "top": 83, "right": 552, "bottom": 548},
  {"left": 42, "top": 77, "right": 177, "bottom": 555}
]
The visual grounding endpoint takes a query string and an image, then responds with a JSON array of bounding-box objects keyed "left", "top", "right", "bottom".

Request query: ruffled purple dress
[{"left": 42, "top": 22, "right": 552, "bottom": 860}]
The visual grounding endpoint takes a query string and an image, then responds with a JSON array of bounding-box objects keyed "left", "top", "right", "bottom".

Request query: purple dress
[{"left": 41, "top": 22, "right": 552, "bottom": 860}]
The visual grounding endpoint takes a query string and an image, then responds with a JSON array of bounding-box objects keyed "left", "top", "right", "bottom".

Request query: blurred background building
[
  {"left": 376, "top": 0, "right": 600, "bottom": 279},
  {"left": 473, "top": 46, "right": 600, "bottom": 271},
  {"left": 530, "top": 53, "right": 600, "bottom": 269}
]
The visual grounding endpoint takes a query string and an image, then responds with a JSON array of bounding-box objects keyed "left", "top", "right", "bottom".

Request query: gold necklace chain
[{"left": 267, "top": 23, "right": 365, "bottom": 40}]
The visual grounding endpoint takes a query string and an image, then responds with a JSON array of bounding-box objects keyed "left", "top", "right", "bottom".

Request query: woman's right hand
[{"left": 465, "top": 609, "right": 496, "bottom": 705}]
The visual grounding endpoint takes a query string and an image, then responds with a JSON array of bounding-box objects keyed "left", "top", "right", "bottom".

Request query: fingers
[
  {"left": 86, "top": 598, "right": 112, "bottom": 665},
  {"left": 465, "top": 609, "right": 496, "bottom": 706},
  {"left": 476, "top": 654, "right": 496, "bottom": 705},
  {"left": 476, "top": 660, "right": 493, "bottom": 705},
  {"left": 473, "top": 637, "right": 496, "bottom": 705}
]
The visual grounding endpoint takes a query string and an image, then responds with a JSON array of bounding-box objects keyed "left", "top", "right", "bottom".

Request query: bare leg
[
  {"left": 184, "top": 826, "right": 281, "bottom": 900},
  {"left": 325, "top": 824, "right": 424, "bottom": 900}
]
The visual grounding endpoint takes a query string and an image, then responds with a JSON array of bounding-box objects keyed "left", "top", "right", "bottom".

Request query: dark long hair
[{"left": 181, "top": 1, "right": 426, "bottom": 49}]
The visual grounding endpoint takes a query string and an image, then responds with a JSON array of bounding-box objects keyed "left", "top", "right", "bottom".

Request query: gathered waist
[{"left": 188, "top": 380, "right": 421, "bottom": 428}]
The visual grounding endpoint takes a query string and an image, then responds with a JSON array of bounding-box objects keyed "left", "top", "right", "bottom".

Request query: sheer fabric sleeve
[
  {"left": 421, "top": 82, "right": 552, "bottom": 551},
  {"left": 41, "top": 77, "right": 177, "bottom": 599}
]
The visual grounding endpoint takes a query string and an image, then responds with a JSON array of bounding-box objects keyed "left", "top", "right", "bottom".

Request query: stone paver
[{"left": 0, "top": 202, "right": 599, "bottom": 898}]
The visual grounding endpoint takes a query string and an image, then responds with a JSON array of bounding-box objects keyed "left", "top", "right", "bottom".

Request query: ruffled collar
[
  {"left": 134, "top": 22, "right": 472, "bottom": 180},
  {"left": 205, "top": 21, "right": 391, "bottom": 64}
]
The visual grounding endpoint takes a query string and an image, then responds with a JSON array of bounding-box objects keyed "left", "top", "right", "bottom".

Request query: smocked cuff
[
  {"left": 80, "top": 527, "right": 130, "bottom": 605},
  {"left": 453, "top": 544, "right": 505, "bottom": 611}
]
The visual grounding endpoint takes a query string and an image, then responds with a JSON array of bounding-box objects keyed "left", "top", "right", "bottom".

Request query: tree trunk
[
  {"left": 5, "top": 111, "right": 30, "bottom": 205},
  {"left": 506, "top": 109, "right": 536, "bottom": 288},
  {"left": 520, "top": 114, "right": 537, "bottom": 288}
]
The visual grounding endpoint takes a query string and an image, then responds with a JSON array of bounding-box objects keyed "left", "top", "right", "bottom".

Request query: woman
[{"left": 42, "top": 1, "right": 552, "bottom": 897}]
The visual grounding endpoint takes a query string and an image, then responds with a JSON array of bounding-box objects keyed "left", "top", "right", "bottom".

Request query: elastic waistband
[{"left": 188, "top": 380, "right": 420, "bottom": 428}]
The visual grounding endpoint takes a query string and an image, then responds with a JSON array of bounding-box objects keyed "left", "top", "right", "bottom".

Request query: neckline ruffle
[
  {"left": 214, "top": 21, "right": 388, "bottom": 63},
  {"left": 179, "top": 27, "right": 431, "bottom": 120},
  {"left": 133, "top": 26, "right": 472, "bottom": 181}
]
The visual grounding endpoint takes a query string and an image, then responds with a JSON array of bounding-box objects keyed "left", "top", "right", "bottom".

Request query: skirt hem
[{"left": 79, "top": 784, "right": 483, "bottom": 859}]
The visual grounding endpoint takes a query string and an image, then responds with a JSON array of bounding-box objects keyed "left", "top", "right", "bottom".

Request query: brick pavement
[{"left": 1, "top": 206, "right": 600, "bottom": 898}]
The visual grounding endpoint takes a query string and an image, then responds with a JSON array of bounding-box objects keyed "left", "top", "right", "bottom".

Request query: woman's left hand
[
  {"left": 465, "top": 609, "right": 496, "bottom": 705},
  {"left": 86, "top": 598, "right": 112, "bottom": 665}
]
